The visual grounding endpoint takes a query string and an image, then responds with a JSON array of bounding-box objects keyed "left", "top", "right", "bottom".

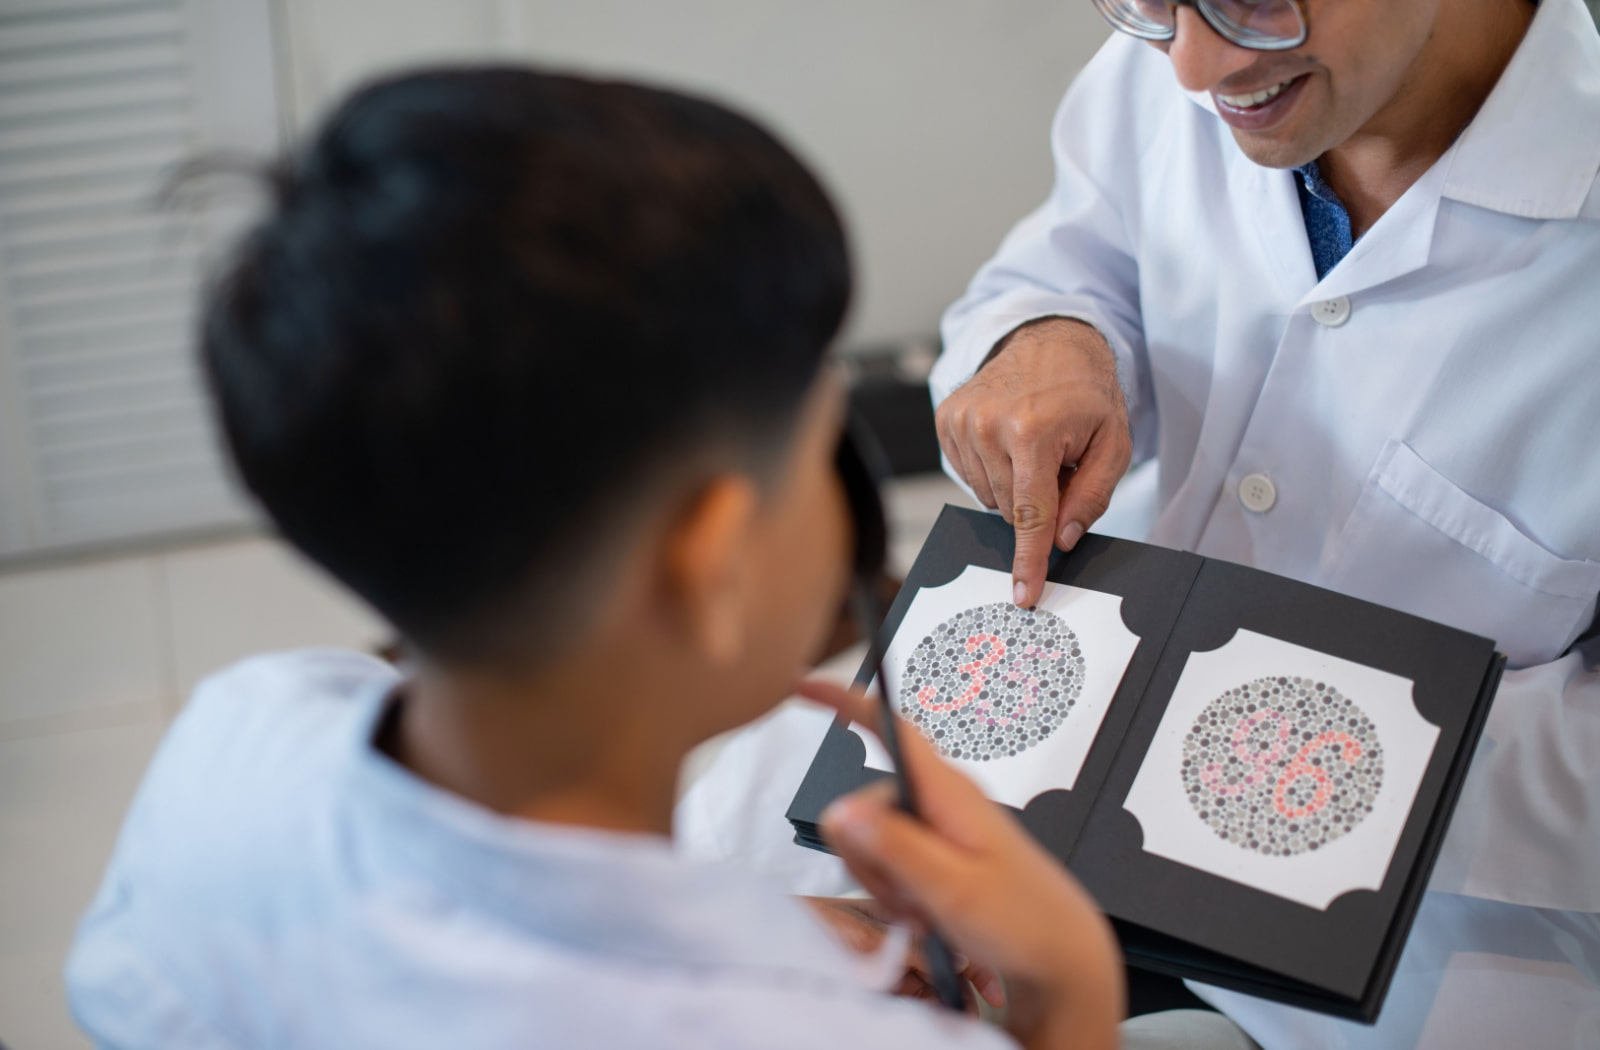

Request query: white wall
[{"left": 277, "top": 0, "right": 1112, "bottom": 348}]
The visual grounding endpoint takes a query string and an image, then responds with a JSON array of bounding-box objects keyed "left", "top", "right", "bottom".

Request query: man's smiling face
[{"left": 1152, "top": 0, "right": 1443, "bottom": 169}]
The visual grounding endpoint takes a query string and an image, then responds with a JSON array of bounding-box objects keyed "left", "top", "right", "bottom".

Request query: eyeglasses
[{"left": 1090, "top": 0, "right": 1310, "bottom": 52}]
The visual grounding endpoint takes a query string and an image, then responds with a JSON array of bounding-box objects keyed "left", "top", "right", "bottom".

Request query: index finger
[
  {"left": 796, "top": 678, "right": 996, "bottom": 847},
  {"left": 795, "top": 677, "right": 879, "bottom": 731},
  {"left": 1009, "top": 441, "right": 1068, "bottom": 609}
]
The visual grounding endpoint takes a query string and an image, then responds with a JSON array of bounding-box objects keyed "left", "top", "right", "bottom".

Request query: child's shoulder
[
  {"left": 67, "top": 649, "right": 405, "bottom": 1040},
  {"left": 161, "top": 647, "right": 400, "bottom": 798},
  {"left": 107, "top": 648, "right": 400, "bottom": 904},
  {"left": 186, "top": 647, "right": 399, "bottom": 723}
]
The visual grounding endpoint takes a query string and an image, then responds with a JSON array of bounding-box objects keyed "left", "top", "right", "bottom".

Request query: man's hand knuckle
[
  {"left": 1079, "top": 478, "right": 1115, "bottom": 508},
  {"left": 1013, "top": 501, "right": 1053, "bottom": 531},
  {"left": 1076, "top": 490, "right": 1119, "bottom": 524},
  {"left": 1003, "top": 412, "right": 1037, "bottom": 442}
]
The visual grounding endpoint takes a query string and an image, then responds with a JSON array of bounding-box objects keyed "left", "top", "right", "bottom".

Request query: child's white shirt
[{"left": 65, "top": 649, "right": 1014, "bottom": 1050}]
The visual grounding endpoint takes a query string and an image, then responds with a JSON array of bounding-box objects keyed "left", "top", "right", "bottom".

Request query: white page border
[
  {"left": 1123, "top": 629, "right": 1438, "bottom": 910},
  {"left": 853, "top": 564, "right": 1141, "bottom": 808}
]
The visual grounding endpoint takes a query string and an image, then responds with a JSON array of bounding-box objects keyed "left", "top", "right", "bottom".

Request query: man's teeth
[{"left": 1217, "top": 80, "right": 1291, "bottom": 108}]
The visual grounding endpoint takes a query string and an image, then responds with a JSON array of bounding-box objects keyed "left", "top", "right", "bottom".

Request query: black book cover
[{"left": 787, "top": 505, "right": 1504, "bottom": 1022}]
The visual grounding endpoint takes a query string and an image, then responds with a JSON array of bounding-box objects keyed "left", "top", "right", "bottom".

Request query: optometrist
[{"left": 933, "top": 0, "right": 1600, "bottom": 1046}]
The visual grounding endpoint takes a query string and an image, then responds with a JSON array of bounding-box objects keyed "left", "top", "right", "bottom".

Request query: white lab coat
[{"left": 932, "top": 0, "right": 1600, "bottom": 1044}]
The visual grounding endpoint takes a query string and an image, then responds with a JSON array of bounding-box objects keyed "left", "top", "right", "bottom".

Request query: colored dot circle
[
  {"left": 899, "top": 602, "right": 1085, "bottom": 763},
  {"left": 1181, "top": 676, "right": 1384, "bottom": 856}
]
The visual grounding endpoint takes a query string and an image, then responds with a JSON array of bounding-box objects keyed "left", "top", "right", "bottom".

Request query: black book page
[
  {"left": 788, "top": 508, "right": 1502, "bottom": 1020},
  {"left": 789, "top": 506, "right": 1199, "bottom": 859},
  {"left": 1070, "top": 559, "right": 1499, "bottom": 1004}
]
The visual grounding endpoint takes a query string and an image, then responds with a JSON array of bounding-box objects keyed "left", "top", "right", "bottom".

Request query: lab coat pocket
[{"left": 1321, "top": 441, "right": 1600, "bottom": 668}]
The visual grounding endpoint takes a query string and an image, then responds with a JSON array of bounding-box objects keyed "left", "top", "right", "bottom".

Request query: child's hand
[
  {"left": 802, "top": 896, "right": 1006, "bottom": 1012},
  {"left": 798, "top": 679, "right": 1124, "bottom": 1050}
]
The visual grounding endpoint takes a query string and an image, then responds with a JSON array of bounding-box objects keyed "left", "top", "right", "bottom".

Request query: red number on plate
[
  {"left": 1201, "top": 708, "right": 1290, "bottom": 797},
  {"left": 1273, "top": 732, "right": 1363, "bottom": 820},
  {"left": 918, "top": 633, "right": 1005, "bottom": 713}
]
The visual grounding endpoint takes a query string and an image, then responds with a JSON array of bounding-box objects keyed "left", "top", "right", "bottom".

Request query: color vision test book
[{"left": 787, "top": 505, "right": 1505, "bottom": 1022}]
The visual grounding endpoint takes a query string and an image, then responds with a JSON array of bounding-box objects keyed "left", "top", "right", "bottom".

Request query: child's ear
[{"left": 664, "top": 475, "right": 761, "bottom": 665}]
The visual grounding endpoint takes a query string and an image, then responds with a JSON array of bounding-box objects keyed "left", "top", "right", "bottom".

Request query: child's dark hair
[{"left": 202, "top": 67, "right": 851, "bottom": 666}]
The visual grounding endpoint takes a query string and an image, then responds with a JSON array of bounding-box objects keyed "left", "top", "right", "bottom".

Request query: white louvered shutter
[{"left": 0, "top": 0, "right": 279, "bottom": 561}]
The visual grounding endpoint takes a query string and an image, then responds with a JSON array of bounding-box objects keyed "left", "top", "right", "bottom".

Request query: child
[{"left": 66, "top": 67, "right": 1122, "bottom": 1049}]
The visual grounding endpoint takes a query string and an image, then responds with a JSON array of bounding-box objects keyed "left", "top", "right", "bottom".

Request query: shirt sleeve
[
  {"left": 66, "top": 902, "right": 242, "bottom": 1050},
  {"left": 932, "top": 34, "right": 1160, "bottom": 469}
]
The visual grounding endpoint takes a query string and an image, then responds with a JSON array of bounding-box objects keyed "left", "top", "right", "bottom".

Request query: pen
[
  {"left": 836, "top": 415, "right": 966, "bottom": 1012},
  {"left": 851, "top": 581, "right": 968, "bottom": 1014}
]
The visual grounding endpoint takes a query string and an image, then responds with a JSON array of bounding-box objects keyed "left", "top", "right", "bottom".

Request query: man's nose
[{"left": 1166, "top": 6, "right": 1259, "bottom": 93}]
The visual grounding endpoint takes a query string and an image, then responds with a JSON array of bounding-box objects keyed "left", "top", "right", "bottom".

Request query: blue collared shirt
[
  {"left": 65, "top": 650, "right": 1013, "bottom": 1050},
  {"left": 1294, "top": 160, "right": 1353, "bottom": 280}
]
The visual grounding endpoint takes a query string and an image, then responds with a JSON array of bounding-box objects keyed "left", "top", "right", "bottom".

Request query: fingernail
[
  {"left": 1059, "top": 520, "right": 1085, "bottom": 551},
  {"left": 1012, "top": 579, "right": 1028, "bottom": 606}
]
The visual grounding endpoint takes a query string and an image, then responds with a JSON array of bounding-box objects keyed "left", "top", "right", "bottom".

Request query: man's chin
[{"left": 1229, "top": 127, "right": 1322, "bottom": 171}]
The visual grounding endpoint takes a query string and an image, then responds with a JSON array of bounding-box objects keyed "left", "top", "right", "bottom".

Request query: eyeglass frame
[{"left": 1089, "top": 0, "right": 1312, "bottom": 53}]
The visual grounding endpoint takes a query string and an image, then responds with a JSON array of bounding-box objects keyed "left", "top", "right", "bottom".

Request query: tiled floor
[
  {"left": 0, "top": 470, "right": 1151, "bottom": 1049},
  {"left": 0, "top": 721, "right": 171, "bottom": 1050}
]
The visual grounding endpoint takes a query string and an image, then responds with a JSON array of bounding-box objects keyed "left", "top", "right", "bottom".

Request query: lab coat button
[
  {"left": 1238, "top": 473, "right": 1277, "bottom": 513},
  {"left": 1312, "top": 297, "right": 1351, "bottom": 327}
]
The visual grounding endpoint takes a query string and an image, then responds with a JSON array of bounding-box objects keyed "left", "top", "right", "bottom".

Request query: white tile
[
  {"left": 162, "top": 537, "right": 387, "bottom": 700},
  {"left": 0, "top": 717, "right": 168, "bottom": 1050},
  {"left": 0, "top": 557, "right": 168, "bottom": 727},
  {"left": 0, "top": 699, "right": 167, "bottom": 745}
]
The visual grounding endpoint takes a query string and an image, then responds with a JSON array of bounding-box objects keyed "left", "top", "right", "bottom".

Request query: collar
[
  {"left": 1182, "top": 0, "right": 1600, "bottom": 220},
  {"left": 336, "top": 689, "right": 891, "bottom": 991},
  {"left": 1442, "top": 0, "right": 1600, "bottom": 219}
]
